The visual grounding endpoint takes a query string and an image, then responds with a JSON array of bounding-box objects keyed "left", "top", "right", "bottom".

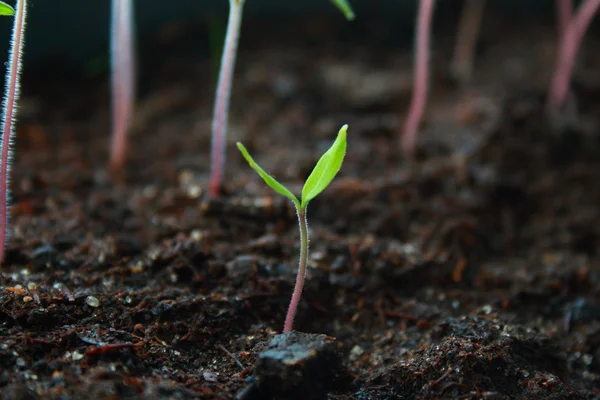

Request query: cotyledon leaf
[
  {"left": 301, "top": 124, "right": 347, "bottom": 209},
  {"left": 0, "top": 1, "right": 14, "bottom": 16},
  {"left": 237, "top": 142, "right": 301, "bottom": 209},
  {"left": 330, "top": 0, "right": 355, "bottom": 20}
]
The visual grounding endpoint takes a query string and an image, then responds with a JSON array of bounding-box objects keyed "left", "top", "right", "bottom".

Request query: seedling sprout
[
  {"left": 401, "top": 0, "right": 435, "bottom": 156},
  {"left": 237, "top": 125, "right": 348, "bottom": 332},
  {"left": 547, "top": 0, "right": 600, "bottom": 114},
  {"left": 451, "top": 0, "right": 485, "bottom": 84},
  {"left": 0, "top": 0, "right": 25, "bottom": 266},
  {"left": 209, "top": 0, "right": 246, "bottom": 198},
  {"left": 109, "top": 0, "right": 136, "bottom": 174}
]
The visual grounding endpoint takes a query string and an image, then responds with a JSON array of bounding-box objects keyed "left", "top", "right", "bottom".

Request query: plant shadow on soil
[{"left": 2, "top": 7, "right": 600, "bottom": 400}]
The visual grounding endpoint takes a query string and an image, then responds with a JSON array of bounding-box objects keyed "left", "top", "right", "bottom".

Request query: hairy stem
[
  {"left": 283, "top": 207, "right": 309, "bottom": 333},
  {"left": 451, "top": 0, "right": 485, "bottom": 84},
  {"left": 0, "top": 0, "right": 26, "bottom": 265},
  {"left": 401, "top": 0, "right": 435, "bottom": 157},
  {"left": 547, "top": 0, "right": 600, "bottom": 114},
  {"left": 209, "top": 0, "right": 245, "bottom": 197},
  {"left": 109, "top": 0, "right": 136, "bottom": 174}
]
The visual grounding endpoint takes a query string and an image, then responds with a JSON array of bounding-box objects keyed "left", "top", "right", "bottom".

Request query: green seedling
[
  {"left": 0, "top": 0, "right": 26, "bottom": 266},
  {"left": 237, "top": 125, "right": 348, "bottom": 333}
]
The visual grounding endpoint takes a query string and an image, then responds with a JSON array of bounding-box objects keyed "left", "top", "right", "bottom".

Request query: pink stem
[
  {"left": 451, "top": 0, "right": 485, "bottom": 84},
  {"left": 0, "top": 0, "right": 27, "bottom": 266},
  {"left": 557, "top": 0, "right": 573, "bottom": 37},
  {"left": 209, "top": 0, "right": 245, "bottom": 197},
  {"left": 547, "top": 0, "right": 600, "bottom": 113},
  {"left": 109, "top": 0, "right": 136, "bottom": 173},
  {"left": 283, "top": 208, "right": 308, "bottom": 333},
  {"left": 401, "top": 0, "right": 435, "bottom": 156}
]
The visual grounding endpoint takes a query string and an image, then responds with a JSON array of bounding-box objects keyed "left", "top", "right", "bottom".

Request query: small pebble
[{"left": 86, "top": 296, "right": 100, "bottom": 308}]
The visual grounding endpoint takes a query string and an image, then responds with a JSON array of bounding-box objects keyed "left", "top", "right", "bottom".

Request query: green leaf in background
[
  {"left": 330, "top": 0, "right": 355, "bottom": 20},
  {"left": 301, "top": 124, "right": 347, "bottom": 208},
  {"left": 237, "top": 142, "right": 301, "bottom": 209},
  {"left": 0, "top": 1, "right": 14, "bottom": 16}
]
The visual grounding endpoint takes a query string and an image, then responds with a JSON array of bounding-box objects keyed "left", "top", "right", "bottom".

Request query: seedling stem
[
  {"left": 109, "top": 0, "right": 136, "bottom": 174},
  {"left": 284, "top": 208, "right": 309, "bottom": 333},
  {"left": 210, "top": 0, "right": 245, "bottom": 197},
  {"left": 0, "top": 0, "right": 26, "bottom": 265},
  {"left": 451, "top": 0, "right": 485, "bottom": 84},
  {"left": 547, "top": 0, "right": 600, "bottom": 114},
  {"left": 401, "top": 0, "right": 435, "bottom": 156}
]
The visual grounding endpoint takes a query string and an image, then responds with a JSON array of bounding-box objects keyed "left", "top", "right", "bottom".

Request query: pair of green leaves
[
  {"left": 237, "top": 125, "right": 347, "bottom": 210},
  {"left": 0, "top": 1, "right": 13, "bottom": 16}
]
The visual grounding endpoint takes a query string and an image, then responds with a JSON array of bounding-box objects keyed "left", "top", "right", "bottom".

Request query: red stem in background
[
  {"left": 0, "top": 0, "right": 27, "bottom": 266},
  {"left": 401, "top": 0, "right": 435, "bottom": 157},
  {"left": 547, "top": 0, "right": 600, "bottom": 114},
  {"left": 451, "top": 0, "right": 485, "bottom": 84},
  {"left": 209, "top": 0, "right": 245, "bottom": 197},
  {"left": 109, "top": 0, "right": 136, "bottom": 174},
  {"left": 557, "top": 0, "right": 573, "bottom": 36},
  {"left": 283, "top": 208, "right": 309, "bottom": 333}
]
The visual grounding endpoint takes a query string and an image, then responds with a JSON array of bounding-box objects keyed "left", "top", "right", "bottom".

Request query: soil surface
[{"left": 3, "top": 7, "right": 600, "bottom": 400}]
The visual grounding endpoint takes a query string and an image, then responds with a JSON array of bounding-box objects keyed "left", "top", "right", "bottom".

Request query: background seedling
[
  {"left": 401, "top": 0, "right": 435, "bottom": 156},
  {"left": 109, "top": 0, "right": 136, "bottom": 175},
  {"left": 557, "top": 0, "right": 572, "bottom": 37},
  {"left": 451, "top": 0, "right": 485, "bottom": 85},
  {"left": 237, "top": 125, "right": 348, "bottom": 333},
  {"left": 0, "top": 0, "right": 25, "bottom": 265},
  {"left": 209, "top": 0, "right": 246, "bottom": 198},
  {"left": 209, "top": 0, "right": 354, "bottom": 198},
  {"left": 547, "top": 0, "right": 599, "bottom": 115}
]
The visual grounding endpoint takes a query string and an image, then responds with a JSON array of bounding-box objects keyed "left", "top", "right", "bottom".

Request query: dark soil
[{"left": 3, "top": 7, "right": 600, "bottom": 399}]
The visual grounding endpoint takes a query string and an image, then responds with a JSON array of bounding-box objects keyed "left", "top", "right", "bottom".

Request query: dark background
[{"left": 0, "top": 0, "right": 566, "bottom": 71}]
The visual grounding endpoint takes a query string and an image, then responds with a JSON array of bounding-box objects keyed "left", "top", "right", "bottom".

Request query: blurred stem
[
  {"left": 451, "top": 0, "right": 485, "bottom": 85},
  {"left": 109, "top": 0, "right": 136, "bottom": 175},
  {"left": 209, "top": 0, "right": 245, "bottom": 197},
  {"left": 547, "top": 0, "right": 600, "bottom": 114},
  {"left": 401, "top": 0, "right": 435, "bottom": 157}
]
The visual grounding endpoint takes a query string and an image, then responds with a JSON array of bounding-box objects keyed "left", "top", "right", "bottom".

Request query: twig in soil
[
  {"left": 209, "top": 0, "right": 246, "bottom": 198},
  {"left": 401, "top": 0, "right": 435, "bottom": 156},
  {"left": 85, "top": 342, "right": 138, "bottom": 356},
  {"left": 0, "top": 0, "right": 26, "bottom": 266},
  {"left": 217, "top": 344, "right": 246, "bottom": 370},
  {"left": 237, "top": 125, "right": 347, "bottom": 333},
  {"left": 77, "top": 332, "right": 106, "bottom": 347},
  {"left": 109, "top": 0, "right": 136, "bottom": 175},
  {"left": 547, "top": 0, "right": 600, "bottom": 115},
  {"left": 451, "top": 0, "right": 485, "bottom": 84}
]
